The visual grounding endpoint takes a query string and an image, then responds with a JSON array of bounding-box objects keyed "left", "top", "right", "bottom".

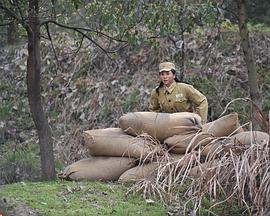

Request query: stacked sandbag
[
  {"left": 200, "top": 139, "right": 229, "bottom": 158},
  {"left": 118, "top": 154, "right": 185, "bottom": 182},
  {"left": 61, "top": 111, "right": 254, "bottom": 182},
  {"left": 231, "top": 131, "right": 269, "bottom": 145},
  {"left": 119, "top": 112, "right": 202, "bottom": 142},
  {"left": 202, "top": 112, "right": 243, "bottom": 137},
  {"left": 83, "top": 128, "right": 162, "bottom": 160},
  {"left": 197, "top": 112, "right": 244, "bottom": 157},
  {"left": 164, "top": 131, "right": 214, "bottom": 154},
  {"left": 118, "top": 163, "right": 158, "bottom": 182},
  {"left": 192, "top": 130, "right": 269, "bottom": 178},
  {"left": 160, "top": 113, "right": 242, "bottom": 154},
  {"left": 201, "top": 130, "right": 269, "bottom": 158},
  {"left": 189, "top": 160, "right": 218, "bottom": 178},
  {"left": 59, "top": 156, "right": 137, "bottom": 181}
]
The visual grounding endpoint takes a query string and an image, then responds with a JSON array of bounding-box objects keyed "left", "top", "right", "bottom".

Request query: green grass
[
  {"left": 197, "top": 196, "right": 249, "bottom": 216},
  {"left": 0, "top": 180, "right": 165, "bottom": 216}
]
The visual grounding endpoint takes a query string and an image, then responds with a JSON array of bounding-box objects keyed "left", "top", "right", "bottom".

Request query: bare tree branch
[
  {"left": 41, "top": 20, "right": 128, "bottom": 54},
  {"left": 45, "top": 22, "right": 58, "bottom": 62},
  {"left": 0, "top": 2, "right": 30, "bottom": 30},
  {"left": 13, "top": 0, "right": 25, "bottom": 22},
  {"left": 41, "top": 20, "right": 128, "bottom": 43},
  {"left": 73, "top": 36, "right": 85, "bottom": 56}
]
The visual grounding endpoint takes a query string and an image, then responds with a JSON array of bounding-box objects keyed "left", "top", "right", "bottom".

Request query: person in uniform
[{"left": 148, "top": 61, "right": 208, "bottom": 123}]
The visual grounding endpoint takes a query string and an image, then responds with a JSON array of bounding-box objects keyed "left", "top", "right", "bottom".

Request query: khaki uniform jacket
[{"left": 148, "top": 82, "right": 208, "bottom": 123}]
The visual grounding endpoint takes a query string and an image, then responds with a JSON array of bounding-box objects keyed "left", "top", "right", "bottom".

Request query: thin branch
[
  {"left": 41, "top": 20, "right": 128, "bottom": 43},
  {"left": 45, "top": 22, "right": 58, "bottom": 62},
  {"left": 13, "top": 0, "right": 25, "bottom": 22},
  {"left": 0, "top": 5, "right": 21, "bottom": 22},
  {"left": 219, "top": 97, "right": 249, "bottom": 118},
  {"left": 41, "top": 20, "right": 128, "bottom": 55},
  {"left": 0, "top": 4, "right": 30, "bottom": 31},
  {"left": 73, "top": 36, "right": 84, "bottom": 57}
]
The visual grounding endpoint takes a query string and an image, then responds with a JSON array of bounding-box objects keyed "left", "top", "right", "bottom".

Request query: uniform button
[{"left": 168, "top": 100, "right": 171, "bottom": 102}]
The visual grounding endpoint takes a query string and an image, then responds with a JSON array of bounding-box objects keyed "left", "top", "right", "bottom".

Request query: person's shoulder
[
  {"left": 150, "top": 86, "right": 159, "bottom": 94},
  {"left": 151, "top": 85, "right": 166, "bottom": 91},
  {"left": 151, "top": 85, "right": 159, "bottom": 91},
  {"left": 176, "top": 82, "right": 193, "bottom": 88}
]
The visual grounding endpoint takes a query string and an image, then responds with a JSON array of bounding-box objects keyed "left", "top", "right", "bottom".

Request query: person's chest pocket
[
  {"left": 159, "top": 99, "right": 167, "bottom": 110},
  {"left": 159, "top": 99, "right": 174, "bottom": 112},
  {"left": 174, "top": 97, "right": 190, "bottom": 112}
]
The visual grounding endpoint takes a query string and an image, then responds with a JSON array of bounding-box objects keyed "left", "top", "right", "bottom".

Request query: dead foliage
[{"left": 128, "top": 104, "right": 270, "bottom": 215}]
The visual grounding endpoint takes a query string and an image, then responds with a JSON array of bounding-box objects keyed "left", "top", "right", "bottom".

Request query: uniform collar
[{"left": 165, "top": 81, "right": 176, "bottom": 94}]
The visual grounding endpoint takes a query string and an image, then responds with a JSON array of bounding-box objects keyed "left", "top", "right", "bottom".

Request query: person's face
[{"left": 159, "top": 70, "right": 175, "bottom": 87}]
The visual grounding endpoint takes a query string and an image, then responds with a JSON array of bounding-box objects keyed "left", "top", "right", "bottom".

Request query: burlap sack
[
  {"left": 231, "top": 131, "right": 269, "bottom": 145},
  {"left": 164, "top": 131, "right": 214, "bottom": 154},
  {"left": 201, "top": 143, "right": 216, "bottom": 157},
  {"left": 59, "top": 156, "right": 137, "bottom": 181},
  {"left": 189, "top": 160, "right": 218, "bottom": 178},
  {"left": 202, "top": 112, "right": 242, "bottom": 137},
  {"left": 201, "top": 135, "right": 241, "bottom": 157},
  {"left": 118, "top": 154, "right": 184, "bottom": 182},
  {"left": 119, "top": 112, "right": 202, "bottom": 142},
  {"left": 202, "top": 131, "right": 269, "bottom": 157},
  {"left": 83, "top": 128, "right": 161, "bottom": 159},
  {"left": 118, "top": 163, "right": 158, "bottom": 182}
]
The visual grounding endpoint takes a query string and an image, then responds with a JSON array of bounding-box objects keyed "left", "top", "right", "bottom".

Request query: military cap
[{"left": 159, "top": 62, "right": 176, "bottom": 72}]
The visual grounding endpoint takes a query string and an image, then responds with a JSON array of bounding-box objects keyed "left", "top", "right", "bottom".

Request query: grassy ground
[{"left": 0, "top": 180, "right": 165, "bottom": 216}]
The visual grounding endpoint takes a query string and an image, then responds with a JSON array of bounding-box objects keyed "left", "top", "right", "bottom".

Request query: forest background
[{"left": 0, "top": 0, "right": 270, "bottom": 215}]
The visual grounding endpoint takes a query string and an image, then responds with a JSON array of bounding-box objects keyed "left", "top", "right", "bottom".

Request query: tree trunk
[
  {"left": 237, "top": 0, "right": 261, "bottom": 129},
  {"left": 27, "top": 0, "right": 56, "bottom": 180},
  {"left": 237, "top": 0, "right": 260, "bottom": 105}
]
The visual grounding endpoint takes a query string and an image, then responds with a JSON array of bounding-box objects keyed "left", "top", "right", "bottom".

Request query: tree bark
[
  {"left": 237, "top": 0, "right": 262, "bottom": 130},
  {"left": 237, "top": 0, "right": 260, "bottom": 106},
  {"left": 27, "top": 0, "right": 56, "bottom": 180}
]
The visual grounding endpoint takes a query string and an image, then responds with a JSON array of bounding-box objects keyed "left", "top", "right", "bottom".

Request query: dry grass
[
  {"left": 129, "top": 137, "right": 270, "bottom": 214},
  {"left": 133, "top": 133, "right": 166, "bottom": 165},
  {"left": 194, "top": 138, "right": 270, "bottom": 215},
  {"left": 128, "top": 106, "right": 270, "bottom": 215}
]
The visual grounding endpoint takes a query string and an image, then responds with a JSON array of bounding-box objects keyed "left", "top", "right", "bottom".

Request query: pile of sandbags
[
  {"left": 164, "top": 112, "right": 243, "bottom": 154},
  {"left": 118, "top": 153, "right": 185, "bottom": 182},
  {"left": 188, "top": 129, "right": 270, "bottom": 179},
  {"left": 60, "top": 112, "right": 202, "bottom": 181},
  {"left": 119, "top": 112, "right": 202, "bottom": 142},
  {"left": 59, "top": 157, "right": 137, "bottom": 181},
  {"left": 83, "top": 128, "right": 160, "bottom": 159},
  {"left": 60, "top": 111, "right": 269, "bottom": 182}
]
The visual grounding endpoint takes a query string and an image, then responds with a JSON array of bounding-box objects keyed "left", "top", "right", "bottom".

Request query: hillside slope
[{"left": 0, "top": 24, "right": 269, "bottom": 182}]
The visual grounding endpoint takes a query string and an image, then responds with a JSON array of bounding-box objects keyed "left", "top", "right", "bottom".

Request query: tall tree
[
  {"left": 236, "top": 0, "right": 260, "bottom": 104},
  {"left": 236, "top": 0, "right": 262, "bottom": 129},
  {"left": 0, "top": 0, "right": 56, "bottom": 180},
  {"left": 26, "top": 0, "right": 56, "bottom": 180}
]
